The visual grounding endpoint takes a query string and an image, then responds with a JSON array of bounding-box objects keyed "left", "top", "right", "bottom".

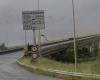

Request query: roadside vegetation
[
  {"left": 19, "top": 56, "right": 100, "bottom": 74},
  {"left": 0, "top": 43, "right": 8, "bottom": 51},
  {"left": 49, "top": 40, "right": 99, "bottom": 63},
  {"left": 18, "top": 56, "right": 100, "bottom": 80},
  {"left": 18, "top": 40, "right": 100, "bottom": 80}
]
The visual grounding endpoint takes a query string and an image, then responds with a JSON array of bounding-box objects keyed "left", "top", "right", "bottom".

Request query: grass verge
[{"left": 17, "top": 56, "right": 100, "bottom": 80}]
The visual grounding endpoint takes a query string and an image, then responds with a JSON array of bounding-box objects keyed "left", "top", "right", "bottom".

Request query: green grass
[
  {"left": 19, "top": 56, "right": 100, "bottom": 80},
  {"left": 77, "top": 58, "right": 100, "bottom": 74},
  {"left": 19, "top": 56, "right": 100, "bottom": 74},
  {"left": 19, "top": 56, "right": 75, "bottom": 72}
]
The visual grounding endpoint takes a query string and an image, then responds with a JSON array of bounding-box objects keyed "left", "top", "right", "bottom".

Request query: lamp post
[
  {"left": 37, "top": 0, "right": 42, "bottom": 56},
  {"left": 33, "top": 0, "right": 36, "bottom": 45},
  {"left": 72, "top": 0, "right": 77, "bottom": 72}
]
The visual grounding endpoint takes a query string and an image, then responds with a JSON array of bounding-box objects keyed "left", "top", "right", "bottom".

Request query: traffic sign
[
  {"left": 32, "top": 46, "right": 38, "bottom": 52},
  {"left": 31, "top": 45, "right": 39, "bottom": 52},
  {"left": 32, "top": 53, "right": 38, "bottom": 59},
  {"left": 22, "top": 10, "right": 45, "bottom": 30},
  {"left": 31, "top": 45, "right": 39, "bottom": 59}
]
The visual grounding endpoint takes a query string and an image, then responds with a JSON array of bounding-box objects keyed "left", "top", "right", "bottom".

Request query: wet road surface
[{"left": 0, "top": 51, "right": 61, "bottom": 80}]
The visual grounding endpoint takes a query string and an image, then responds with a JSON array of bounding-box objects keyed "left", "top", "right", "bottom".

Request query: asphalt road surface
[{"left": 0, "top": 51, "right": 61, "bottom": 80}]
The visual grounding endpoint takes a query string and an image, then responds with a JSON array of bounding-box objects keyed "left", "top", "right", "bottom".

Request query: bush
[
  {"left": 0, "top": 43, "right": 7, "bottom": 50},
  {"left": 49, "top": 41, "right": 100, "bottom": 63}
]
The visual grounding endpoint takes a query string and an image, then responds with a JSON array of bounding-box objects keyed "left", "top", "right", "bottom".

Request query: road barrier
[{"left": 0, "top": 47, "right": 23, "bottom": 55}]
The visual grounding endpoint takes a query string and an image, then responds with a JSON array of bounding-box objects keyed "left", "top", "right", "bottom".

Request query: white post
[{"left": 72, "top": 0, "right": 77, "bottom": 72}]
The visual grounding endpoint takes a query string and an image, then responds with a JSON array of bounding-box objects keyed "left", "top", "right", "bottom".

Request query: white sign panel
[{"left": 22, "top": 10, "right": 45, "bottom": 30}]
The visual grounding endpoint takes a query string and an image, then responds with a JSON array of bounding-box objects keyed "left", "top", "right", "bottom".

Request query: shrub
[{"left": 0, "top": 43, "right": 7, "bottom": 50}]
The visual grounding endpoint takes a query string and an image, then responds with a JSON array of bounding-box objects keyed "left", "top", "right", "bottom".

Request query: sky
[{"left": 0, "top": 0, "right": 100, "bottom": 46}]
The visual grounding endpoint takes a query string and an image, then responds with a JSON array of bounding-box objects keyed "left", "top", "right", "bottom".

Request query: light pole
[
  {"left": 33, "top": 0, "right": 36, "bottom": 45},
  {"left": 72, "top": 0, "right": 77, "bottom": 72},
  {"left": 5, "top": 21, "right": 9, "bottom": 47},
  {"left": 33, "top": 29, "right": 36, "bottom": 45},
  {"left": 37, "top": 0, "right": 42, "bottom": 56}
]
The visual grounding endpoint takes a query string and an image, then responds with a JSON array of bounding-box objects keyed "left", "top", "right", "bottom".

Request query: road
[{"left": 0, "top": 51, "right": 61, "bottom": 80}]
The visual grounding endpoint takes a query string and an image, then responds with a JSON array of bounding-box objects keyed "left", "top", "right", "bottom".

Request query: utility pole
[
  {"left": 33, "top": 29, "right": 36, "bottom": 45},
  {"left": 33, "top": 0, "right": 36, "bottom": 45},
  {"left": 24, "top": 30, "right": 27, "bottom": 45},
  {"left": 60, "top": 17, "right": 64, "bottom": 40},
  {"left": 5, "top": 21, "right": 9, "bottom": 47},
  {"left": 72, "top": 0, "right": 77, "bottom": 72},
  {"left": 38, "top": 0, "right": 41, "bottom": 56}
]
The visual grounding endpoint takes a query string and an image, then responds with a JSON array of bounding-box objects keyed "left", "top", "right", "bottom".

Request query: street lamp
[
  {"left": 72, "top": 0, "right": 77, "bottom": 72},
  {"left": 37, "top": 0, "right": 42, "bottom": 56}
]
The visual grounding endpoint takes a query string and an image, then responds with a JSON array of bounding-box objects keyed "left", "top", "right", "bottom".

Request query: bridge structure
[
  {"left": 25, "top": 34, "right": 100, "bottom": 56},
  {"left": 40, "top": 34, "right": 100, "bottom": 56}
]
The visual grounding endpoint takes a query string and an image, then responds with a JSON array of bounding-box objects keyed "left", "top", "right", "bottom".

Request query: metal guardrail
[
  {"left": 0, "top": 47, "right": 23, "bottom": 55},
  {"left": 40, "top": 34, "right": 100, "bottom": 47},
  {"left": 25, "top": 34, "right": 100, "bottom": 56},
  {"left": 1, "top": 34, "right": 99, "bottom": 56}
]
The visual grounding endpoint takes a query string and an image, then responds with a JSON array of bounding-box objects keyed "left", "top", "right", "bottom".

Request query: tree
[{"left": 0, "top": 43, "right": 7, "bottom": 50}]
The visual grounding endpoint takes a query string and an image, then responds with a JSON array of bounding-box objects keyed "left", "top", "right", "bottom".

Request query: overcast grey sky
[{"left": 0, "top": 0, "right": 100, "bottom": 46}]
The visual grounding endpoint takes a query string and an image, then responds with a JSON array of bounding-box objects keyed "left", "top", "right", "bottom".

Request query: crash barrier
[{"left": 0, "top": 47, "right": 23, "bottom": 55}]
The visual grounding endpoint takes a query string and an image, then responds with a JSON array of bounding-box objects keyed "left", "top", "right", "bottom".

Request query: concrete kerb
[{"left": 17, "top": 58, "right": 100, "bottom": 80}]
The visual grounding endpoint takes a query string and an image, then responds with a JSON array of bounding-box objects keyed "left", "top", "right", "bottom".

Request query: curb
[
  {"left": 17, "top": 60, "right": 58, "bottom": 78},
  {"left": 17, "top": 58, "right": 100, "bottom": 80},
  {"left": 16, "top": 59, "right": 83, "bottom": 80}
]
